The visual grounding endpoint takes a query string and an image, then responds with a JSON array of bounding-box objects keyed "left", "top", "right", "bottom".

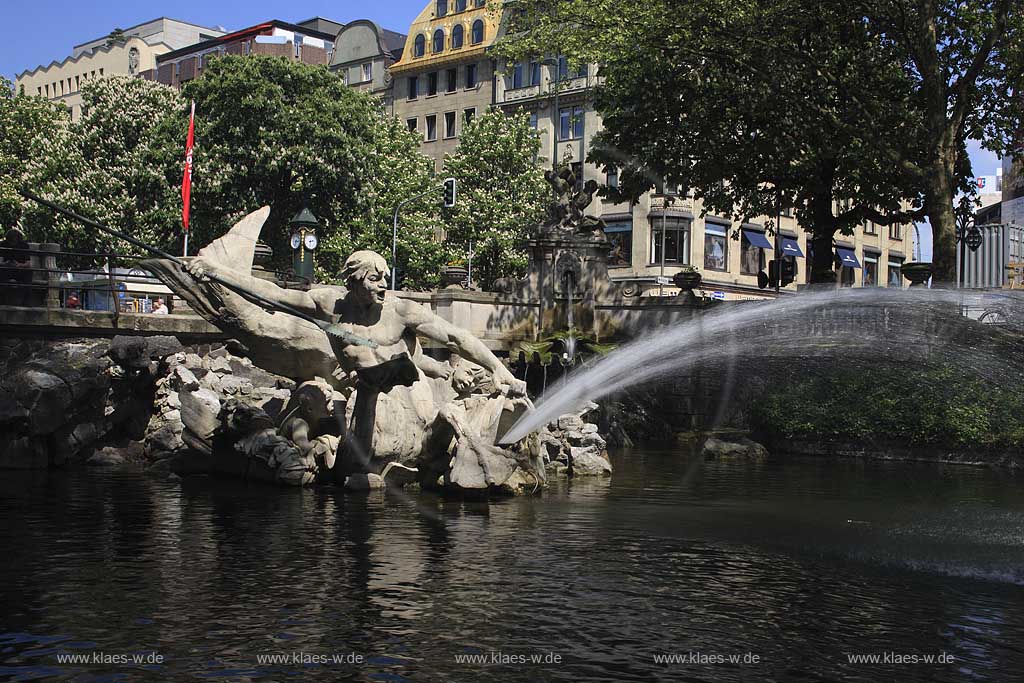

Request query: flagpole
[{"left": 182, "top": 100, "right": 195, "bottom": 257}]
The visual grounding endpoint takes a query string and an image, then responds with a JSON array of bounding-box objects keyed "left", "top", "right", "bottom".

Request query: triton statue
[{"left": 146, "top": 207, "right": 544, "bottom": 493}]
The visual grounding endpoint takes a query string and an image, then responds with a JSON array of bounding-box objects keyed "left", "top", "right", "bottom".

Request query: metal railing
[{"left": 0, "top": 244, "right": 311, "bottom": 317}]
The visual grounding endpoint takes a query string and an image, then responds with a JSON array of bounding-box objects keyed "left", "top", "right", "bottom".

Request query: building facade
[
  {"left": 16, "top": 18, "right": 224, "bottom": 120},
  {"left": 492, "top": 57, "right": 915, "bottom": 299},
  {"left": 389, "top": 0, "right": 500, "bottom": 170},
  {"left": 330, "top": 21, "right": 407, "bottom": 110},
  {"left": 139, "top": 20, "right": 336, "bottom": 89}
]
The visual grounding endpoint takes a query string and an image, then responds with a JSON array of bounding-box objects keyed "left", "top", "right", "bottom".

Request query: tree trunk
[
  {"left": 807, "top": 190, "right": 838, "bottom": 284},
  {"left": 925, "top": 159, "right": 957, "bottom": 285}
]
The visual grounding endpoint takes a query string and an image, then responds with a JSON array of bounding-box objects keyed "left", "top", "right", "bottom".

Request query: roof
[
  {"left": 16, "top": 35, "right": 172, "bottom": 80},
  {"left": 72, "top": 17, "right": 225, "bottom": 52},
  {"left": 156, "top": 20, "right": 337, "bottom": 63},
  {"left": 381, "top": 28, "right": 408, "bottom": 55}
]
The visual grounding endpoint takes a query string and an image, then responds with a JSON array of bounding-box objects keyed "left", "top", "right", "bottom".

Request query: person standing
[{"left": 0, "top": 227, "right": 32, "bottom": 306}]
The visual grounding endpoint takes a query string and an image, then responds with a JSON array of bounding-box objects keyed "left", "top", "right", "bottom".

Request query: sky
[{"left": 0, "top": 0, "right": 1003, "bottom": 262}]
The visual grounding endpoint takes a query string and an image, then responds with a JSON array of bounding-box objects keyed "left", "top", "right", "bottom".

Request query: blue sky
[{"left": 1, "top": 0, "right": 1001, "bottom": 262}]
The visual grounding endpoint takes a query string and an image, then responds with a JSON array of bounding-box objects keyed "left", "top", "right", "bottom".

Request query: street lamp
[{"left": 541, "top": 56, "right": 560, "bottom": 175}]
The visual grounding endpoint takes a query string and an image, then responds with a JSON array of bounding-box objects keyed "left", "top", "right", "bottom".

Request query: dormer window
[
  {"left": 414, "top": 34, "right": 425, "bottom": 57},
  {"left": 471, "top": 19, "right": 484, "bottom": 44},
  {"left": 433, "top": 28, "right": 445, "bottom": 53},
  {"left": 452, "top": 24, "right": 464, "bottom": 49},
  {"left": 437, "top": 0, "right": 448, "bottom": 17}
]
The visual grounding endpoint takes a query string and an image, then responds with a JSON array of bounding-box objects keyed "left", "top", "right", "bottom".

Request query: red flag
[{"left": 181, "top": 100, "right": 195, "bottom": 232}]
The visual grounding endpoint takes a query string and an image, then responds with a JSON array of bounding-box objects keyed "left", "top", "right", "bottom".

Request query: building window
[
  {"left": 887, "top": 257, "right": 903, "bottom": 287},
  {"left": 512, "top": 62, "right": 524, "bottom": 89},
  {"left": 444, "top": 111, "right": 457, "bottom": 138},
  {"left": 446, "top": 68, "right": 458, "bottom": 92},
  {"left": 99, "top": 68, "right": 103, "bottom": 76},
  {"left": 557, "top": 55, "right": 587, "bottom": 80},
  {"left": 408, "top": 76, "right": 419, "bottom": 100},
  {"left": 651, "top": 218, "right": 691, "bottom": 265},
  {"left": 471, "top": 20, "right": 484, "bottom": 44},
  {"left": 456, "top": 0, "right": 468, "bottom": 10},
  {"left": 889, "top": 223, "right": 903, "bottom": 240},
  {"left": 437, "top": 0, "right": 448, "bottom": 17},
  {"left": 433, "top": 29, "right": 446, "bottom": 53},
  {"left": 606, "top": 221, "right": 632, "bottom": 267},
  {"left": 464, "top": 108, "right": 476, "bottom": 126},
  {"left": 704, "top": 223, "right": 729, "bottom": 271},
  {"left": 558, "top": 106, "right": 584, "bottom": 140},
  {"left": 864, "top": 219, "right": 877, "bottom": 235},
  {"left": 414, "top": 34, "right": 425, "bottom": 57},
  {"left": 361, "top": 62, "right": 373, "bottom": 82},
  {"left": 529, "top": 112, "right": 538, "bottom": 129},
  {"left": 741, "top": 230, "right": 766, "bottom": 275},
  {"left": 407, "top": 117, "right": 418, "bottom": 133},
  {"left": 427, "top": 72, "right": 438, "bottom": 96},
  {"left": 452, "top": 24, "right": 464, "bottom": 49},
  {"left": 529, "top": 58, "right": 540, "bottom": 86},
  {"left": 475, "top": 0, "right": 485, "bottom": 6},
  {"left": 783, "top": 254, "right": 798, "bottom": 283},
  {"left": 606, "top": 167, "right": 618, "bottom": 189},
  {"left": 465, "top": 63, "right": 478, "bottom": 88},
  {"left": 863, "top": 254, "right": 879, "bottom": 286},
  {"left": 425, "top": 115, "right": 437, "bottom": 141}
]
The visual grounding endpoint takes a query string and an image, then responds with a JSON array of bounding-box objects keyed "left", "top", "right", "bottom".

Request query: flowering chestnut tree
[{"left": 440, "top": 109, "right": 548, "bottom": 289}]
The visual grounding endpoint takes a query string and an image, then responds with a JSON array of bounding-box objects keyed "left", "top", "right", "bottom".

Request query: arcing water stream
[{"left": 501, "top": 287, "right": 1024, "bottom": 443}]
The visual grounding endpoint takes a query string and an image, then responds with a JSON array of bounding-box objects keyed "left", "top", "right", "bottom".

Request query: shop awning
[
  {"left": 781, "top": 237, "right": 804, "bottom": 257},
  {"left": 603, "top": 223, "right": 632, "bottom": 233},
  {"left": 742, "top": 229, "right": 772, "bottom": 249},
  {"left": 836, "top": 247, "right": 861, "bottom": 268}
]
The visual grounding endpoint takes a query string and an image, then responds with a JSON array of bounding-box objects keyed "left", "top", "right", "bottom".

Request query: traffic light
[
  {"left": 443, "top": 177, "right": 457, "bottom": 208},
  {"left": 768, "top": 258, "right": 796, "bottom": 287}
]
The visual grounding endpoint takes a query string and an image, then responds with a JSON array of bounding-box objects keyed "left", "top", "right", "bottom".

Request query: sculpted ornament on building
[{"left": 544, "top": 166, "right": 607, "bottom": 240}]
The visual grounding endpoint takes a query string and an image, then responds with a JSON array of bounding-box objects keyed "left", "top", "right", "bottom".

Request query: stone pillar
[{"left": 38, "top": 243, "right": 60, "bottom": 310}]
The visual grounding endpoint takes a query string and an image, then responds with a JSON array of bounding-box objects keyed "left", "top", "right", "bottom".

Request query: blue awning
[
  {"left": 603, "top": 223, "right": 632, "bottom": 233},
  {"left": 781, "top": 237, "right": 804, "bottom": 258},
  {"left": 742, "top": 229, "right": 772, "bottom": 249},
  {"left": 836, "top": 247, "right": 861, "bottom": 268}
]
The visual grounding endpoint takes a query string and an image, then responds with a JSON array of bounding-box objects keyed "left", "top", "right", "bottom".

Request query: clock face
[
  {"left": 290, "top": 233, "right": 301, "bottom": 249},
  {"left": 304, "top": 233, "right": 318, "bottom": 250}
]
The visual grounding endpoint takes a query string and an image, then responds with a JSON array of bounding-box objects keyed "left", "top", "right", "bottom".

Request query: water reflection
[{"left": 1, "top": 451, "right": 1023, "bottom": 682}]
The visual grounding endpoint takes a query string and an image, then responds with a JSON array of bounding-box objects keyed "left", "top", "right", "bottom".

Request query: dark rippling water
[{"left": 2, "top": 450, "right": 1024, "bottom": 682}]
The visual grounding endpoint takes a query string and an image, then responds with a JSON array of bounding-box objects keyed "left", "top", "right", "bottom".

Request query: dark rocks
[{"left": 701, "top": 436, "right": 769, "bottom": 460}]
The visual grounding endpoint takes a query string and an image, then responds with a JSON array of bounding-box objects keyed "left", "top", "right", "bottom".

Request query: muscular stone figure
[{"left": 188, "top": 250, "right": 528, "bottom": 481}]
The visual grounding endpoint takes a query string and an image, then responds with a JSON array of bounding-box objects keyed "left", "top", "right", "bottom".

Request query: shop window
[{"left": 704, "top": 223, "right": 729, "bottom": 271}]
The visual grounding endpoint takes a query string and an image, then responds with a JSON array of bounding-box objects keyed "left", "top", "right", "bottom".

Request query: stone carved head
[{"left": 341, "top": 250, "right": 390, "bottom": 304}]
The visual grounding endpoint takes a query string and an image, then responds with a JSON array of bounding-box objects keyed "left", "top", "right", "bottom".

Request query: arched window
[
  {"left": 451, "top": 24, "right": 464, "bottom": 49},
  {"left": 414, "top": 34, "right": 425, "bottom": 57},
  {"left": 433, "top": 28, "right": 445, "bottom": 53},
  {"left": 471, "top": 19, "right": 484, "bottom": 44},
  {"left": 455, "top": 0, "right": 467, "bottom": 10},
  {"left": 437, "top": 0, "right": 448, "bottom": 17}
]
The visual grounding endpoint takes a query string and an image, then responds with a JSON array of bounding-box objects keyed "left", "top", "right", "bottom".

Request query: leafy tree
[
  {"left": 144, "top": 55, "right": 446, "bottom": 288},
  {"left": 0, "top": 78, "right": 71, "bottom": 231},
  {"left": 440, "top": 109, "right": 548, "bottom": 289},
  {"left": 496, "top": 0, "right": 1023, "bottom": 283},
  {"left": 859, "top": 0, "right": 1023, "bottom": 283},
  {"left": 19, "top": 76, "right": 181, "bottom": 257}
]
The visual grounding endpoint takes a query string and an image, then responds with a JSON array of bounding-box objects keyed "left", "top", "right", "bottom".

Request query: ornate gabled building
[
  {"left": 330, "top": 21, "right": 407, "bottom": 110},
  {"left": 390, "top": 0, "right": 501, "bottom": 170}
]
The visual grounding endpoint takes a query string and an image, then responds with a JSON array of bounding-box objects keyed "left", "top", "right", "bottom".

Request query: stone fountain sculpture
[{"left": 144, "top": 208, "right": 545, "bottom": 493}]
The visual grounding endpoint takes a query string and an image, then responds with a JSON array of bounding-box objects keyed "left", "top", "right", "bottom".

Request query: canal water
[{"left": 1, "top": 450, "right": 1023, "bottom": 682}]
